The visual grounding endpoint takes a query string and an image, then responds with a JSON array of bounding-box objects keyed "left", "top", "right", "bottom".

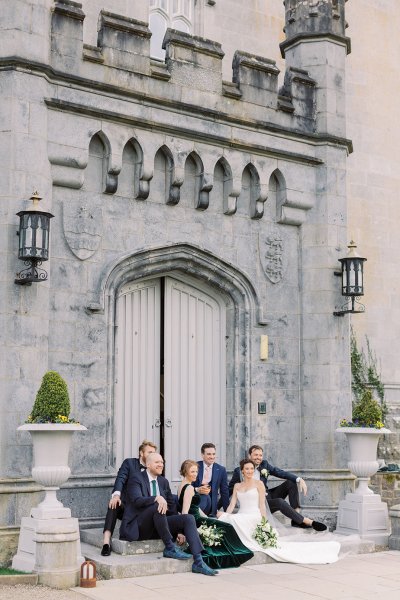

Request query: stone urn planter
[
  {"left": 336, "top": 426, "right": 391, "bottom": 496},
  {"left": 12, "top": 371, "right": 86, "bottom": 588},
  {"left": 18, "top": 423, "right": 87, "bottom": 519},
  {"left": 335, "top": 426, "right": 391, "bottom": 543}
]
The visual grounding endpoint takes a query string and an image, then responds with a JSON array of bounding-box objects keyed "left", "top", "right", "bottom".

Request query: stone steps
[{"left": 80, "top": 527, "right": 377, "bottom": 580}]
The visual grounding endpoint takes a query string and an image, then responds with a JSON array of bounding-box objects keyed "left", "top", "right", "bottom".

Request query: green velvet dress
[{"left": 178, "top": 484, "right": 253, "bottom": 569}]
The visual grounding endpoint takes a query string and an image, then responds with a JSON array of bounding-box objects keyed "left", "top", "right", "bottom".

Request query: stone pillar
[
  {"left": 279, "top": 0, "right": 353, "bottom": 512},
  {"left": 389, "top": 505, "right": 400, "bottom": 550}
]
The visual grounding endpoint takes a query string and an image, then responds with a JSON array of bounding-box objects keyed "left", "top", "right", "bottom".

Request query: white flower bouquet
[
  {"left": 197, "top": 523, "right": 224, "bottom": 547},
  {"left": 252, "top": 516, "right": 278, "bottom": 549}
]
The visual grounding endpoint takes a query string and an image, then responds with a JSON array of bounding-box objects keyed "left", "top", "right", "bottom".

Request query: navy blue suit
[
  {"left": 228, "top": 459, "right": 303, "bottom": 525},
  {"left": 103, "top": 457, "right": 145, "bottom": 534},
  {"left": 194, "top": 461, "right": 230, "bottom": 516},
  {"left": 120, "top": 470, "right": 203, "bottom": 554}
]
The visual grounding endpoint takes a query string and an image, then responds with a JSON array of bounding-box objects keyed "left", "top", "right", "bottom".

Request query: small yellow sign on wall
[{"left": 260, "top": 335, "right": 268, "bottom": 360}]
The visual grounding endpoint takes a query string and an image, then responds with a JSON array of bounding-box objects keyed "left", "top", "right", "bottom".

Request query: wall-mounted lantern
[
  {"left": 15, "top": 192, "right": 54, "bottom": 286},
  {"left": 333, "top": 241, "right": 367, "bottom": 316}
]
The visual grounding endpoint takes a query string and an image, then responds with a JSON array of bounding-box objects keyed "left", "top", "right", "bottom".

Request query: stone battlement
[{"left": 47, "top": 1, "right": 316, "bottom": 133}]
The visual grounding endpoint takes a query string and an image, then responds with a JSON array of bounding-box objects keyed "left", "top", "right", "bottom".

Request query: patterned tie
[{"left": 151, "top": 479, "right": 157, "bottom": 496}]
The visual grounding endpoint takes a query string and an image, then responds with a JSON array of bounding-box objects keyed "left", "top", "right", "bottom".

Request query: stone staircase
[{"left": 80, "top": 526, "right": 377, "bottom": 580}]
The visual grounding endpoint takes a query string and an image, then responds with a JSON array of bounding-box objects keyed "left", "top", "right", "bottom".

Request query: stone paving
[
  {"left": 69, "top": 551, "right": 400, "bottom": 600},
  {"left": 1, "top": 551, "right": 399, "bottom": 599}
]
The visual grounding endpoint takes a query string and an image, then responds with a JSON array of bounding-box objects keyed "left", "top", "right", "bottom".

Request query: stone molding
[{"left": 86, "top": 243, "right": 266, "bottom": 325}]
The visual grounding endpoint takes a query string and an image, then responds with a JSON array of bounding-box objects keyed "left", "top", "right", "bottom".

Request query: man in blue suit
[
  {"left": 229, "top": 444, "right": 326, "bottom": 531},
  {"left": 120, "top": 452, "right": 217, "bottom": 576},
  {"left": 101, "top": 440, "right": 157, "bottom": 556},
  {"left": 193, "top": 442, "right": 230, "bottom": 516}
]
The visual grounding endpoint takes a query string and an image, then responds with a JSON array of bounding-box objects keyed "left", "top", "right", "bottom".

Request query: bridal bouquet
[
  {"left": 253, "top": 517, "right": 278, "bottom": 549},
  {"left": 197, "top": 523, "right": 224, "bottom": 547}
]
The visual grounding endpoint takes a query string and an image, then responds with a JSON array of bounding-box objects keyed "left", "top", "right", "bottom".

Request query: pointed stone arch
[
  {"left": 84, "top": 131, "right": 112, "bottom": 194},
  {"left": 212, "top": 157, "right": 237, "bottom": 215},
  {"left": 153, "top": 144, "right": 179, "bottom": 205},
  {"left": 269, "top": 168, "right": 287, "bottom": 222},
  {"left": 183, "top": 151, "right": 211, "bottom": 210},
  {"left": 239, "top": 163, "right": 267, "bottom": 219},
  {"left": 87, "top": 243, "right": 266, "bottom": 469},
  {"left": 120, "top": 138, "right": 150, "bottom": 200}
]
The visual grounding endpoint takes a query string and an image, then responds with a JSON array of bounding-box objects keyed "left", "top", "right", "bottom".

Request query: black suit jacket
[
  {"left": 119, "top": 470, "right": 177, "bottom": 541},
  {"left": 228, "top": 459, "right": 297, "bottom": 495},
  {"left": 112, "top": 457, "right": 144, "bottom": 504}
]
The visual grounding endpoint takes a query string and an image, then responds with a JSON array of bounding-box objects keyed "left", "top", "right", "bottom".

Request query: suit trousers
[
  {"left": 137, "top": 504, "right": 204, "bottom": 555},
  {"left": 103, "top": 503, "right": 125, "bottom": 534},
  {"left": 198, "top": 493, "right": 212, "bottom": 516},
  {"left": 267, "top": 480, "right": 304, "bottom": 525}
]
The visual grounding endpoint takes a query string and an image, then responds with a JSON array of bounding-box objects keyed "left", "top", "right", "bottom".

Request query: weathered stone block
[{"left": 98, "top": 12, "right": 151, "bottom": 75}]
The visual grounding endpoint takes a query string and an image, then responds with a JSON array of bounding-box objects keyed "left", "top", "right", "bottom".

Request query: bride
[{"left": 218, "top": 459, "right": 340, "bottom": 564}]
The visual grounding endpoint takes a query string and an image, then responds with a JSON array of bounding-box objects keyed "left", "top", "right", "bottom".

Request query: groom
[
  {"left": 229, "top": 445, "right": 327, "bottom": 531},
  {"left": 120, "top": 452, "right": 217, "bottom": 576}
]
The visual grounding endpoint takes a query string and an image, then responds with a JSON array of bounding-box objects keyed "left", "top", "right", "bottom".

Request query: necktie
[
  {"left": 203, "top": 465, "right": 211, "bottom": 484},
  {"left": 151, "top": 479, "right": 157, "bottom": 496}
]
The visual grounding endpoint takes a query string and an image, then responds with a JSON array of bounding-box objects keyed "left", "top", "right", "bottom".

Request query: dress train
[{"left": 218, "top": 488, "right": 340, "bottom": 564}]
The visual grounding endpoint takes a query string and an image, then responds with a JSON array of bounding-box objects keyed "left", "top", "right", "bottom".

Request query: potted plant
[
  {"left": 337, "top": 388, "right": 390, "bottom": 496},
  {"left": 18, "top": 371, "right": 86, "bottom": 519}
]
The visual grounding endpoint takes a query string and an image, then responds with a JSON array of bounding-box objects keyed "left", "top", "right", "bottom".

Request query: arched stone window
[
  {"left": 149, "top": 0, "right": 194, "bottom": 60},
  {"left": 83, "top": 133, "right": 108, "bottom": 193}
]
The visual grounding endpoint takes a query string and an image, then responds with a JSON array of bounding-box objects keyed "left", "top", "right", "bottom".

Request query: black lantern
[
  {"left": 15, "top": 192, "right": 54, "bottom": 285},
  {"left": 333, "top": 241, "right": 367, "bottom": 316}
]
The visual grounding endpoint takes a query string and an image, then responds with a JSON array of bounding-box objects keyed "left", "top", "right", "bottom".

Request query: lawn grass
[{"left": 0, "top": 567, "right": 30, "bottom": 575}]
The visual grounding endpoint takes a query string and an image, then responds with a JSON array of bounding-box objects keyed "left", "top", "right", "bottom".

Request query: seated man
[
  {"left": 101, "top": 439, "right": 157, "bottom": 556},
  {"left": 229, "top": 444, "right": 327, "bottom": 531},
  {"left": 120, "top": 452, "right": 217, "bottom": 576},
  {"left": 193, "top": 442, "right": 230, "bottom": 516}
]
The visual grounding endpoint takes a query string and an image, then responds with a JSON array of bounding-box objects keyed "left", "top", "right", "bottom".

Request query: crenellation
[
  {"left": 44, "top": 5, "right": 319, "bottom": 133},
  {"left": 51, "top": 1, "right": 85, "bottom": 73},
  {"left": 232, "top": 51, "right": 280, "bottom": 109},
  {"left": 279, "top": 66, "right": 316, "bottom": 128},
  {"left": 98, "top": 12, "right": 151, "bottom": 76},
  {"left": 163, "top": 29, "right": 224, "bottom": 94}
]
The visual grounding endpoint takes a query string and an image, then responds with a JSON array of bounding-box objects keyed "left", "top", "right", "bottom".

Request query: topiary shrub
[
  {"left": 352, "top": 389, "right": 383, "bottom": 427},
  {"left": 28, "top": 371, "right": 71, "bottom": 423}
]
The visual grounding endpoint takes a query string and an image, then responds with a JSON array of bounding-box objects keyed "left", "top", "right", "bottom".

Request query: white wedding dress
[{"left": 218, "top": 488, "right": 340, "bottom": 564}]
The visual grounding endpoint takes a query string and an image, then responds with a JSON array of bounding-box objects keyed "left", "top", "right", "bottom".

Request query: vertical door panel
[
  {"left": 115, "top": 279, "right": 161, "bottom": 465},
  {"left": 164, "top": 276, "right": 226, "bottom": 488}
]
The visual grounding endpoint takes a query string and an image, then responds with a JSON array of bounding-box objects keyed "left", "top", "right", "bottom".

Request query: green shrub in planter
[
  {"left": 340, "top": 388, "right": 384, "bottom": 429},
  {"left": 352, "top": 389, "right": 383, "bottom": 427},
  {"left": 28, "top": 371, "right": 73, "bottom": 423}
]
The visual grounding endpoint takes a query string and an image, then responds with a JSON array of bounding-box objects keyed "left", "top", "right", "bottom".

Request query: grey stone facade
[{"left": 0, "top": 0, "right": 356, "bottom": 561}]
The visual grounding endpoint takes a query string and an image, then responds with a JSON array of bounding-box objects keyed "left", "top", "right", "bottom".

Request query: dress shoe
[
  {"left": 101, "top": 543, "right": 111, "bottom": 556},
  {"left": 291, "top": 520, "right": 309, "bottom": 528},
  {"left": 163, "top": 547, "right": 192, "bottom": 560},
  {"left": 312, "top": 521, "right": 327, "bottom": 532},
  {"left": 291, "top": 520, "right": 327, "bottom": 532},
  {"left": 192, "top": 562, "right": 218, "bottom": 576}
]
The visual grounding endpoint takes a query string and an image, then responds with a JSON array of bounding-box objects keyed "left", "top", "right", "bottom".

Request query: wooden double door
[{"left": 115, "top": 275, "right": 226, "bottom": 488}]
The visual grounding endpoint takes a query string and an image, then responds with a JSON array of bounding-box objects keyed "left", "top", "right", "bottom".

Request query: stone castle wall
[{"left": 0, "top": 0, "right": 358, "bottom": 560}]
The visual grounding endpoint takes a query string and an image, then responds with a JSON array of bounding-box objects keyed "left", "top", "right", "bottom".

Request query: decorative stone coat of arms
[
  {"left": 63, "top": 199, "right": 103, "bottom": 260},
  {"left": 259, "top": 230, "right": 285, "bottom": 284}
]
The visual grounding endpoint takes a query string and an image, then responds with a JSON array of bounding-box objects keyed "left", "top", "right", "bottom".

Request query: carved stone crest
[
  {"left": 63, "top": 200, "right": 103, "bottom": 260},
  {"left": 259, "top": 231, "right": 284, "bottom": 284}
]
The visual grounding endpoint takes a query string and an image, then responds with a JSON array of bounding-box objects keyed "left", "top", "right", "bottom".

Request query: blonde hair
[
  {"left": 138, "top": 440, "right": 157, "bottom": 454},
  {"left": 180, "top": 459, "right": 198, "bottom": 477}
]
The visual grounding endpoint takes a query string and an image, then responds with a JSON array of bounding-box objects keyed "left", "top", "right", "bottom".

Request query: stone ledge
[{"left": 0, "top": 573, "right": 38, "bottom": 586}]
